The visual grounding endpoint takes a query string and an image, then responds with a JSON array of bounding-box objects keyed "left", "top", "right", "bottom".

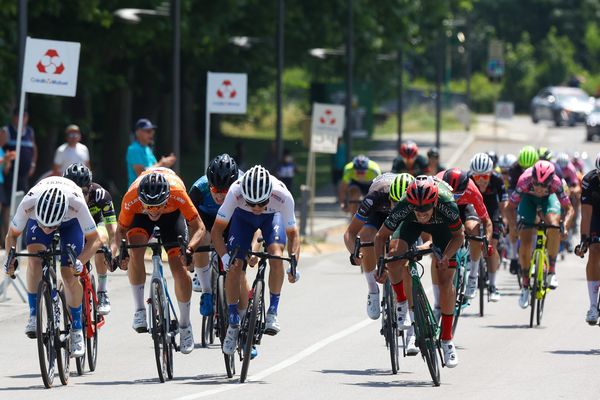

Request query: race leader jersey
[
  {"left": 436, "top": 171, "right": 490, "bottom": 221},
  {"left": 581, "top": 170, "right": 600, "bottom": 207},
  {"left": 11, "top": 176, "right": 97, "bottom": 234},
  {"left": 355, "top": 172, "right": 396, "bottom": 222},
  {"left": 383, "top": 182, "right": 462, "bottom": 232},
  {"left": 509, "top": 167, "right": 571, "bottom": 207},
  {"left": 87, "top": 182, "right": 116, "bottom": 225},
  {"left": 216, "top": 175, "right": 296, "bottom": 229},
  {"left": 189, "top": 170, "right": 244, "bottom": 216},
  {"left": 341, "top": 160, "right": 382, "bottom": 184},
  {"left": 391, "top": 154, "right": 428, "bottom": 175},
  {"left": 118, "top": 167, "right": 199, "bottom": 227}
]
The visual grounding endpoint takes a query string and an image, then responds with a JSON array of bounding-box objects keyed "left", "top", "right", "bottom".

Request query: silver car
[
  {"left": 531, "top": 86, "right": 594, "bottom": 127},
  {"left": 586, "top": 101, "right": 600, "bottom": 141}
]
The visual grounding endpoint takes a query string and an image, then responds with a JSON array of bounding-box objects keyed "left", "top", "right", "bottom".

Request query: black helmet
[
  {"left": 207, "top": 154, "right": 239, "bottom": 190},
  {"left": 63, "top": 163, "right": 92, "bottom": 187},
  {"left": 138, "top": 173, "right": 170, "bottom": 206},
  {"left": 427, "top": 147, "right": 440, "bottom": 158}
]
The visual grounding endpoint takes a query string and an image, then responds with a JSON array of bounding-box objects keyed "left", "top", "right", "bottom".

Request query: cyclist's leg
[
  {"left": 361, "top": 212, "right": 387, "bottom": 291},
  {"left": 262, "top": 213, "right": 286, "bottom": 316},
  {"left": 94, "top": 225, "right": 110, "bottom": 293},
  {"left": 23, "top": 219, "right": 48, "bottom": 330},
  {"left": 390, "top": 222, "right": 420, "bottom": 303},
  {"left": 126, "top": 215, "right": 151, "bottom": 316},
  {"left": 586, "top": 212, "right": 600, "bottom": 320},
  {"left": 541, "top": 194, "right": 561, "bottom": 274},
  {"left": 517, "top": 195, "right": 537, "bottom": 285},
  {"left": 487, "top": 216, "right": 502, "bottom": 296},
  {"left": 347, "top": 183, "right": 362, "bottom": 215},
  {"left": 193, "top": 211, "right": 215, "bottom": 293}
]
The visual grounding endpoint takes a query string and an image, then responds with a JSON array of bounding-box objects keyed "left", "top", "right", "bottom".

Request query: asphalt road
[{"left": 1, "top": 118, "right": 600, "bottom": 399}]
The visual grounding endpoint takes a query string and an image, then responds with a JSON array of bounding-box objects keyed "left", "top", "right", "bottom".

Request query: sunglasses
[
  {"left": 210, "top": 186, "right": 228, "bottom": 194},
  {"left": 472, "top": 174, "right": 490, "bottom": 182},
  {"left": 39, "top": 224, "right": 58, "bottom": 231},
  {"left": 533, "top": 180, "right": 551, "bottom": 188},
  {"left": 246, "top": 200, "right": 269, "bottom": 208},
  {"left": 142, "top": 203, "right": 166, "bottom": 211},
  {"left": 414, "top": 204, "right": 434, "bottom": 213}
]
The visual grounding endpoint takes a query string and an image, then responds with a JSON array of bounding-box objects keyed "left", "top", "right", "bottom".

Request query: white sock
[
  {"left": 194, "top": 265, "right": 212, "bottom": 293},
  {"left": 433, "top": 284, "right": 440, "bottom": 308},
  {"left": 469, "top": 260, "right": 480, "bottom": 279},
  {"left": 587, "top": 281, "right": 600, "bottom": 309},
  {"left": 178, "top": 301, "right": 191, "bottom": 327},
  {"left": 132, "top": 284, "right": 145, "bottom": 311},
  {"left": 488, "top": 272, "right": 496, "bottom": 287},
  {"left": 365, "top": 270, "right": 379, "bottom": 294},
  {"left": 509, "top": 240, "right": 518, "bottom": 259},
  {"left": 97, "top": 273, "right": 108, "bottom": 292},
  {"left": 409, "top": 309, "right": 414, "bottom": 323}
]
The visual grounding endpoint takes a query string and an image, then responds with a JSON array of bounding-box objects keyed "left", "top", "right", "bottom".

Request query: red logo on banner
[
  {"left": 319, "top": 109, "right": 336, "bottom": 125},
  {"left": 36, "top": 49, "right": 65, "bottom": 74},
  {"left": 216, "top": 80, "right": 237, "bottom": 99}
]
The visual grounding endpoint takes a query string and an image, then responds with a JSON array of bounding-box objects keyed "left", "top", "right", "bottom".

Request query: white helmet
[
  {"left": 35, "top": 187, "right": 68, "bottom": 227},
  {"left": 241, "top": 165, "right": 272, "bottom": 204},
  {"left": 555, "top": 152, "right": 569, "bottom": 169},
  {"left": 469, "top": 153, "right": 493, "bottom": 174},
  {"left": 498, "top": 153, "right": 517, "bottom": 169}
]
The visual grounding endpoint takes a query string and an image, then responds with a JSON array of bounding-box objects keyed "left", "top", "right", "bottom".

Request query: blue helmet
[{"left": 352, "top": 155, "right": 369, "bottom": 171}]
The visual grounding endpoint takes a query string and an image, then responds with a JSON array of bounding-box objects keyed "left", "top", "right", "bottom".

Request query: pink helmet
[{"left": 532, "top": 160, "right": 555, "bottom": 185}]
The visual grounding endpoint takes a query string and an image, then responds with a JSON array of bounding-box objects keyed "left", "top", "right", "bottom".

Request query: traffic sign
[
  {"left": 206, "top": 72, "right": 247, "bottom": 114},
  {"left": 310, "top": 103, "right": 345, "bottom": 154},
  {"left": 495, "top": 101, "right": 514, "bottom": 119}
]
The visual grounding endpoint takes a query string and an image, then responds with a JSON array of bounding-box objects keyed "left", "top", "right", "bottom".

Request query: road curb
[{"left": 446, "top": 131, "right": 476, "bottom": 167}]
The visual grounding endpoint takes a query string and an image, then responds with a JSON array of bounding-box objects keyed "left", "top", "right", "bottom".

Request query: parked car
[
  {"left": 586, "top": 100, "right": 600, "bottom": 141},
  {"left": 530, "top": 86, "right": 595, "bottom": 127}
]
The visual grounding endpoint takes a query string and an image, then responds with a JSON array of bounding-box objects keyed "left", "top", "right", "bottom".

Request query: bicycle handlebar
[
  {"left": 246, "top": 250, "right": 297, "bottom": 277},
  {"left": 376, "top": 245, "right": 442, "bottom": 278}
]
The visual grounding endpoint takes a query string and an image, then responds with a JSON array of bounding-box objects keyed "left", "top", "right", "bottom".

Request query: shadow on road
[
  {"left": 319, "top": 368, "right": 395, "bottom": 377},
  {"left": 548, "top": 349, "right": 600, "bottom": 356},
  {"left": 347, "top": 380, "right": 437, "bottom": 388},
  {"left": 485, "top": 324, "right": 533, "bottom": 329}
]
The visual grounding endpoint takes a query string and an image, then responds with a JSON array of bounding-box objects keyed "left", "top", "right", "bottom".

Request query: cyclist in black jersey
[
  {"left": 391, "top": 140, "right": 428, "bottom": 175},
  {"left": 64, "top": 163, "right": 118, "bottom": 315},
  {"left": 575, "top": 154, "right": 600, "bottom": 325}
]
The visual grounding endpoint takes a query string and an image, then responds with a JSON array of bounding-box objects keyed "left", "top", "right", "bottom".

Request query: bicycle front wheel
[
  {"left": 413, "top": 283, "right": 441, "bottom": 386},
  {"left": 36, "top": 281, "right": 56, "bottom": 389},
  {"left": 87, "top": 275, "right": 99, "bottom": 372},
  {"left": 478, "top": 260, "right": 485, "bottom": 317},
  {"left": 56, "top": 288, "right": 71, "bottom": 386},
  {"left": 383, "top": 280, "right": 399, "bottom": 374},
  {"left": 217, "top": 275, "right": 235, "bottom": 378},
  {"left": 240, "top": 280, "right": 263, "bottom": 383},
  {"left": 452, "top": 266, "right": 466, "bottom": 336},
  {"left": 150, "top": 280, "right": 169, "bottom": 382}
]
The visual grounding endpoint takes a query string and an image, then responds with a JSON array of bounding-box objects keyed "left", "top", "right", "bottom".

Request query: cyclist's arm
[
  {"left": 4, "top": 226, "right": 22, "bottom": 252},
  {"left": 211, "top": 218, "right": 229, "bottom": 258},
  {"left": 344, "top": 217, "right": 365, "bottom": 254},
  {"left": 187, "top": 216, "right": 206, "bottom": 252},
  {"left": 286, "top": 226, "right": 301, "bottom": 262},
  {"left": 114, "top": 223, "right": 129, "bottom": 250},
  {"left": 443, "top": 224, "right": 465, "bottom": 260},
  {"left": 105, "top": 221, "right": 119, "bottom": 255},
  {"left": 78, "top": 229, "right": 100, "bottom": 265},
  {"left": 375, "top": 224, "right": 393, "bottom": 260},
  {"left": 580, "top": 204, "right": 592, "bottom": 241}
]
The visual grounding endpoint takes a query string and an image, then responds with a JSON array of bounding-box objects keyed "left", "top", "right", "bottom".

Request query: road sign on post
[
  {"left": 487, "top": 39, "right": 504, "bottom": 80},
  {"left": 495, "top": 101, "right": 514, "bottom": 120}
]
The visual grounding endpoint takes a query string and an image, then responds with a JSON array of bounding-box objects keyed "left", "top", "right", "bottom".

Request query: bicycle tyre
[
  {"left": 478, "top": 260, "right": 485, "bottom": 317},
  {"left": 56, "top": 288, "right": 71, "bottom": 386},
  {"left": 36, "top": 280, "right": 56, "bottom": 388},
  {"left": 240, "top": 280, "right": 262, "bottom": 383},
  {"left": 529, "top": 268, "right": 537, "bottom": 328},
  {"left": 87, "top": 276, "right": 99, "bottom": 372},
  {"left": 383, "top": 280, "right": 399, "bottom": 374},
  {"left": 217, "top": 275, "right": 235, "bottom": 378},
  {"left": 150, "top": 280, "right": 169, "bottom": 382},
  {"left": 452, "top": 266, "right": 466, "bottom": 336},
  {"left": 413, "top": 283, "right": 441, "bottom": 386},
  {"left": 537, "top": 269, "right": 547, "bottom": 326},
  {"left": 75, "top": 299, "right": 87, "bottom": 376}
]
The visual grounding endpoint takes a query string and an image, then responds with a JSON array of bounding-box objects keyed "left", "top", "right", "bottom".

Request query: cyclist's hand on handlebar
[
  {"left": 436, "top": 254, "right": 450, "bottom": 270},
  {"left": 375, "top": 268, "right": 387, "bottom": 284},
  {"left": 575, "top": 241, "right": 589, "bottom": 258},
  {"left": 113, "top": 253, "right": 129, "bottom": 271},
  {"left": 286, "top": 267, "right": 300, "bottom": 283},
  {"left": 221, "top": 253, "right": 232, "bottom": 271},
  {"left": 179, "top": 246, "right": 193, "bottom": 267},
  {"left": 3, "top": 256, "right": 17, "bottom": 278},
  {"left": 73, "top": 259, "right": 84, "bottom": 275},
  {"left": 349, "top": 254, "right": 360, "bottom": 266},
  {"left": 248, "top": 254, "right": 259, "bottom": 268},
  {"left": 486, "top": 244, "right": 494, "bottom": 257}
]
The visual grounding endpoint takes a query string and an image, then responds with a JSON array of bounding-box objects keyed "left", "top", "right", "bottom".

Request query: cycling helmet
[
  {"left": 352, "top": 155, "right": 369, "bottom": 171},
  {"left": 470, "top": 153, "right": 494, "bottom": 174},
  {"left": 442, "top": 168, "right": 470, "bottom": 193},
  {"left": 63, "top": 163, "right": 92, "bottom": 188},
  {"left": 35, "top": 187, "right": 68, "bottom": 228},
  {"left": 207, "top": 153, "right": 239, "bottom": 190},
  {"left": 399, "top": 140, "right": 419, "bottom": 160},
  {"left": 532, "top": 160, "right": 555, "bottom": 185},
  {"left": 389, "top": 173, "right": 415, "bottom": 202},
  {"left": 427, "top": 147, "right": 440, "bottom": 158},
  {"left": 138, "top": 173, "right": 170, "bottom": 206},
  {"left": 406, "top": 176, "right": 438, "bottom": 207},
  {"left": 555, "top": 152, "right": 569, "bottom": 169},
  {"left": 498, "top": 153, "right": 517, "bottom": 170},
  {"left": 518, "top": 146, "right": 539, "bottom": 168},
  {"left": 595, "top": 152, "right": 600, "bottom": 172},
  {"left": 487, "top": 150, "right": 498, "bottom": 166},
  {"left": 241, "top": 165, "right": 272, "bottom": 204},
  {"left": 538, "top": 147, "right": 552, "bottom": 161}
]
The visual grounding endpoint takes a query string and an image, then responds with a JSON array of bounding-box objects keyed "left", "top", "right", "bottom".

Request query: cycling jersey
[
  {"left": 355, "top": 173, "right": 396, "bottom": 222},
  {"left": 189, "top": 171, "right": 244, "bottom": 216},
  {"left": 581, "top": 170, "right": 600, "bottom": 206},
  {"left": 508, "top": 162, "right": 524, "bottom": 192},
  {"left": 391, "top": 154, "right": 428, "bottom": 175},
  {"left": 341, "top": 160, "right": 381, "bottom": 184},
  {"left": 556, "top": 161, "right": 579, "bottom": 188},
  {"left": 118, "top": 167, "right": 198, "bottom": 228},
  {"left": 436, "top": 171, "right": 489, "bottom": 221},
  {"left": 471, "top": 172, "right": 507, "bottom": 217},
  {"left": 509, "top": 167, "right": 571, "bottom": 208},
  {"left": 87, "top": 182, "right": 116, "bottom": 225},
  {"left": 11, "top": 176, "right": 96, "bottom": 234}
]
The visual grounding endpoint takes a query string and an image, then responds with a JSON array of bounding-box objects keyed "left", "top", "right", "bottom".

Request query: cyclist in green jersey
[{"left": 338, "top": 155, "right": 382, "bottom": 214}]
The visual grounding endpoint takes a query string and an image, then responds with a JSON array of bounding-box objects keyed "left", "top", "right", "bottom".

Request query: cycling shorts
[
  {"left": 25, "top": 218, "right": 84, "bottom": 265},
  {"left": 459, "top": 204, "right": 480, "bottom": 223},
  {"left": 349, "top": 179, "right": 372, "bottom": 196},
  {"left": 199, "top": 209, "right": 230, "bottom": 241},
  {"left": 126, "top": 211, "right": 188, "bottom": 257},
  {"left": 227, "top": 210, "right": 286, "bottom": 259},
  {"left": 590, "top": 206, "right": 600, "bottom": 244},
  {"left": 517, "top": 193, "right": 561, "bottom": 226},
  {"left": 364, "top": 211, "right": 388, "bottom": 230},
  {"left": 391, "top": 221, "right": 457, "bottom": 267}
]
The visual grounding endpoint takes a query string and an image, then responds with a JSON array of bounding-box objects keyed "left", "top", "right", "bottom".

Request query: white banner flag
[
  {"left": 310, "top": 103, "right": 345, "bottom": 154},
  {"left": 206, "top": 72, "right": 247, "bottom": 114}
]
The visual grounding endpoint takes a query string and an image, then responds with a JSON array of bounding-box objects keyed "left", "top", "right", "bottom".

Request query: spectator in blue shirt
[{"left": 126, "top": 118, "right": 176, "bottom": 186}]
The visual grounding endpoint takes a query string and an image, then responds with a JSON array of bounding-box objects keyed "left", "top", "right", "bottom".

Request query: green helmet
[
  {"left": 390, "top": 173, "right": 415, "bottom": 202},
  {"left": 518, "top": 146, "right": 539, "bottom": 168},
  {"left": 538, "top": 146, "right": 552, "bottom": 161}
]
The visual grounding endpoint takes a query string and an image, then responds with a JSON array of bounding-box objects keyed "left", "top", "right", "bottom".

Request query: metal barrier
[{"left": 0, "top": 191, "right": 28, "bottom": 303}]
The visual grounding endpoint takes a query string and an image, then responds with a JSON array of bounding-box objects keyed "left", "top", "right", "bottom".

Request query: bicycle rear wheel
[
  {"left": 75, "top": 295, "right": 87, "bottom": 376},
  {"left": 383, "top": 280, "right": 399, "bottom": 374},
  {"left": 240, "top": 280, "right": 263, "bottom": 383},
  {"left": 413, "top": 283, "right": 441, "bottom": 386},
  {"left": 56, "top": 288, "right": 71, "bottom": 386},
  {"left": 452, "top": 266, "right": 466, "bottom": 336},
  {"left": 537, "top": 270, "right": 547, "bottom": 326},
  {"left": 217, "top": 275, "right": 235, "bottom": 378},
  {"left": 478, "top": 260, "right": 485, "bottom": 317},
  {"left": 87, "top": 276, "right": 99, "bottom": 372},
  {"left": 150, "top": 280, "right": 169, "bottom": 382},
  {"left": 529, "top": 278, "right": 537, "bottom": 328},
  {"left": 36, "top": 281, "right": 56, "bottom": 388}
]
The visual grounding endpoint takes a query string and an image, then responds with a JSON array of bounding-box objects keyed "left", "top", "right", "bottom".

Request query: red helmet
[
  {"left": 406, "top": 176, "right": 438, "bottom": 207},
  {"left": 532, "top": 160, "right": 555, "bottom": 185},
  {"left": 400, "top": 141, "right": 418, "bottom": 160},
  {"left": 442, "top": 168, "right": 469, "bottom": 193}
]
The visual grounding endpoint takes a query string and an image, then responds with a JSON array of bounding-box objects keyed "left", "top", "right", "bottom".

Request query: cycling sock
[
  {"left": 195, "top": 264, "right": 212, "bottom": 293},
  {"left": 409, "top": 309, "right": 415, "bottom": 324},
  {"left": 432, "top": 284, "right": 440, "bottom": 308},
  {"left": 488, "top": 272, "right": 497, "bottom": 287},
  {"left": 97, "top": 273, "right": 108, "bottom": 292},
  {"left": 268, "top": 293, "right": 280, "bottom": 314},
  {"left": 364, "top": 270, "right": 379, "bottom": 293},
  {"left": 228, "top": 304, "right": 240, "bottom": 326},
  {"left": 178, "top": 301, "right": 191, "bottom": 327},
  {"left": 587, "top": 281, "right": 600, "bottom": 308},
  {"left": 70, "top": 305, "right": 82, "bottom": 330},
  {"left": 549, "top": 257, "right": 557, "bottom": 274},
  {"left": 440, "top": 313, "right": 453, "bottom": 341},
  {"left": 392, "top": 281, "right": 407, "bottom": 302},
  {"left": 132, "top": 284, "right": 145, "bottom": 311},
  {"left": 468, "top": 260, "right": 480, "bottom": 278},
  {"left": 27, "top": 292, "right": 37, "bottom": 316},
  {"left": 509, "top": 240, "right": 518, "bottom": 259}
]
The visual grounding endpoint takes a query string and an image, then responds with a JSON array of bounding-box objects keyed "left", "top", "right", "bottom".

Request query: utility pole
[
  {"left": 275, "top": 0, "right": 284, "bottom": 162},
  {"left": 344, "top": 0, "right": 353, "bottom": 162}
]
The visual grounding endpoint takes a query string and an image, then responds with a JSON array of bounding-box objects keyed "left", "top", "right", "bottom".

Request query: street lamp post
[
  {"left": 345, "top": 0, "right": 353, "bottom": 162},
  {"left": 275, "top": 0, "right": 284, "bottom": 163}
]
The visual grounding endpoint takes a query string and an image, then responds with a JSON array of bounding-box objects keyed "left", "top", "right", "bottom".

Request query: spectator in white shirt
[{"left": 52, "top": 124, "right": 90, "bottom": 175}]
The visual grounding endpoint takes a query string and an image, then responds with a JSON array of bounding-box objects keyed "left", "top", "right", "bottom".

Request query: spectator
[
  {"left": 52, "top": 124, "right": 90, "bottom": 175},
  {"left": 126, "top": 118, "right": 176, "bottom": 186},
  {"left": 1, "top": 107, "right": 37, "bottom": 193},
  {"left": 276, "top": 149, "right": 297, "bottom": 191}
]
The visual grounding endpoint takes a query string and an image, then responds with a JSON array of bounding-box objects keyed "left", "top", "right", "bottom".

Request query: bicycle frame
[
  {"left": 80, "top": 264, "right": 105, "bottom": 338},
  {"left": 530, "top": 227, "right": 550, "bottom": 301}
]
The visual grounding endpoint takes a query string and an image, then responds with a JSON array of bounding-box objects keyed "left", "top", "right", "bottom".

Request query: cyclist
[
  {"left": 115, "top": 168, "right": 206, "bottom": 355},
  {"left": 437, "top": 168, "right": 493, "bottom": 301},
  {"left": 344, "top": 173, "right": 414, "bottom": 319},
  {"left": 469, "top": 153, "right": 508, "bottom": 301},
  {"left": 506, "top": 160, "right": 575, "bottom": 308},
  {"left": 487, "top": 150, "right": 498, "bottom": 168},
  {"left": 63, "top": 163, "right": 118, "bottom": 315},
  {"left": 555, "top": 152, "right": 582, "bottom": 251},
  {"left": 425, "top": 147, "right": 446, "bottom": 174},
  {"left": 211, "top": 165, "right": 300, "bottom": 355},
  {"left": 497, "top": 153, "right": 517, "bottom": 189},
  {"left": 391, "top": 140, "right": 428, "bottom": 175},
  {"left": 188, "top": 154, "right": 242, "bottom": 317},
  {"left": 575, "top": 153, "right": 600, "bottom": 324},
  {"left": 375, "top": 176, "right": 464, "bottom": 368},
  {"left": 538, "top": 147, "right": 553, "bottom": 162},
  {"left": 4, "top": 176, "right": 100, "bottom": 358},
  {"left": 338, "top": 155, "right": 382, "bottom": 214}
]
